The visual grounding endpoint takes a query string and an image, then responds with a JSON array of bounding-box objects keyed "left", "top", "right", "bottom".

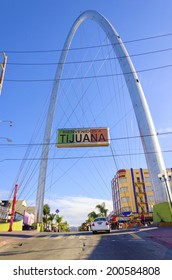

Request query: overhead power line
[
  {"left": 4, "top": 63, "right": 172, "bottom": 83},
  {"left": 2, "top": 32, "right": 172, "bottom": 54},
  {"left": 6, "top": 47, "right": 172, "bottom": 66},
  {"left": 0, "top": 130, "right": 171, "bottom": 147},
  {"left": 0, "top": 148, "right": 172, "bottom": 162}
]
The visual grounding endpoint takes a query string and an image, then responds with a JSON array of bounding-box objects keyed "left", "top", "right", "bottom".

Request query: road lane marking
[{"left": 129, "top": 233, "right": 144, "bottom": 241}]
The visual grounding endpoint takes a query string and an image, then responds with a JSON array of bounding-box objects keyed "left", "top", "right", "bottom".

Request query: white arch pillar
[{"left": 35, "top": 10, "right": 172, "bottom": 224}]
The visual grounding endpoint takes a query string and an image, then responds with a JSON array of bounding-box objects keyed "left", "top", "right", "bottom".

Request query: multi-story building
[{"left": 111, "top": 168, "right": 172, "bottom": 221}]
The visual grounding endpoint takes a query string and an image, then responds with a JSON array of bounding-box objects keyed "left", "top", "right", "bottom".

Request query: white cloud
[{"left": 45, "top": 196, "right": 113, "bottom": 227}]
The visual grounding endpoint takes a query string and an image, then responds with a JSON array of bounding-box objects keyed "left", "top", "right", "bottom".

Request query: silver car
[{"left": 91, "top": 217, "right": 110, "bottom": 234}]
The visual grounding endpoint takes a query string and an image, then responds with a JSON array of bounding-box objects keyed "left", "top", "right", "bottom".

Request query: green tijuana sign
[{"left": 57, "top": 128, "right": 110, "bottom": 148}]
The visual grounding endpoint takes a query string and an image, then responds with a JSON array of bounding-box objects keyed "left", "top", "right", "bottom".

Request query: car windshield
[{"left": 94, "top": 217, "right": 106, "bottom": 222}]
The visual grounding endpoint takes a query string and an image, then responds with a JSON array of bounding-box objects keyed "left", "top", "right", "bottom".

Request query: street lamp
[{"left": 158, "top": 171, "right": 172, "bottom": 208}]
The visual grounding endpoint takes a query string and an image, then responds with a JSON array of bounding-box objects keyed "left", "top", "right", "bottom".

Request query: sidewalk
[{"left": 140, "top": 226, "right": 172, "bottom": 249}]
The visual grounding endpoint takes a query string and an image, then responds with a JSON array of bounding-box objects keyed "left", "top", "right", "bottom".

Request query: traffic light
[{"left": 0, "top": 52, "right": 7, "bottom": 94}]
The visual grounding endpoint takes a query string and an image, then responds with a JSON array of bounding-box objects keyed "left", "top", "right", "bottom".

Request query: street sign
[{"left": 57, "top": 127, "right": 110, "bottom": 148}]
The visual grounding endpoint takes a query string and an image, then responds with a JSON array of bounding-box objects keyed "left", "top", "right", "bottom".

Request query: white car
[{"left": 91, "top": 217, "right": 110, "bottom": 234}]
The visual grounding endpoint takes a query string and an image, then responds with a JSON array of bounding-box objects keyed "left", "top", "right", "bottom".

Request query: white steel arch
[{"left": 35, "top": 10, "right": 172, "bottom": 223}]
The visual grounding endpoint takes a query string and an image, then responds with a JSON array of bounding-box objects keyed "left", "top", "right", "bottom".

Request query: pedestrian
[
  {"left": 111, "top": 215, "right": 117, "bottom": 229},
  {"left": 141, "top": 213, "right": 145, "bottom": 225}
]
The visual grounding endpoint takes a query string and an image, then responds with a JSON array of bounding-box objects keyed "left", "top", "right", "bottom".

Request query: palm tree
[
  {"left": 60, "top": 221, "right": 70, "bottom": 232},
  {"left": 96, "top": 202, "right": 108, "bottom": 217},
  {"left": 88, "top": 211, "right": 98, "bottom": 221},
  {"left": 43, "top": 204, "right": 50, "bottom": 230},
  {"left": 48, "top": 213, "right": 56, "bottom": 226},
  {"left": 56, "top": 214, "right": 63, "bottom": 224},
  {"left": 56, "top": 215, "right": 70, "bottom": 232}
]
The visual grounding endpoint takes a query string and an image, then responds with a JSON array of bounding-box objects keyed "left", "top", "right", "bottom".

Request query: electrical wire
[
  {"left": 6, "top": 47, "right": 172, "bottom": 66},
  {"left": 5, "top": 30, "right": 172, "bottom": 212},
  {"left": 0, "top": 148, "right": 172, "bottom": 162},
  {"left": 4, "top": 63, "right": 172, "bottom": 82},
  {"left": 2, "top": 31, "right": 172, "bottom": 53},
  {"left": 0, "top": 130, "right": 171, "bottom": 148}
]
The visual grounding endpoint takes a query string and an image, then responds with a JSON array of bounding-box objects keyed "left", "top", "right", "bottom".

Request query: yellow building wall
[
  {"left": 0, "top": 220, "right": 23, "bottom": 232},
  {"left": 114, "top": 168, "right": 155, "bottom": 218}
]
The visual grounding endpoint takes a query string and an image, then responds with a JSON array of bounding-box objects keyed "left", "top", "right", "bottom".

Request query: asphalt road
[{"left": 0, "top": 229, "right": 172, "bottom": 260}]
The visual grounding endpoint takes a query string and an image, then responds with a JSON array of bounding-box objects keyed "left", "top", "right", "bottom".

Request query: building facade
[
  {"left": 0, "top": 199, "right": 35, "bottom": 226},
  {"left": 111, "top": 168, "right": 172, "bottom": 221}
]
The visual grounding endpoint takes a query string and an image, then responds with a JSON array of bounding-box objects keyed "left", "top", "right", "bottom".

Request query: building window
[
  {"left": 136, "top": 177, "right": 140, "bottom": 183},
  {"left": 147, "top": 196, "right": 154, "bottom": 202},
  {"left": 119, "top": 177, "right": 127, "bottom": 182},
  {"left": 120, "top": 187, "right": 128, "bottom": 193},
  {"left": 146, "top": 186, "right": 153, "bottom": 191},
  {"left": 121, "top": 197, "right": 130, "bottom": 202},
  {"left": 145, "top": 177, "right": 151, "bottom": 182}
]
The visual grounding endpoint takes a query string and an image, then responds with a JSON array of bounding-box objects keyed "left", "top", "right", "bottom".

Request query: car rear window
[{"left": 94, "top": 217, "right": 106, "bottom": 222}]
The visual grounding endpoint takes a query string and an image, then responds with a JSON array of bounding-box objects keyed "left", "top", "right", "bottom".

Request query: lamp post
[
  {"left": 9, "top": 184, "right": 18, "bottom": 232},
  {"left": 158, "top": 171, "right": 172, "bottom": 208}
]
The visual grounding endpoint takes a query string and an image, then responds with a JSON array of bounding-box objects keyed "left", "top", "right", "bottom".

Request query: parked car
[{"left": 91, "top": 217, "right": 110, "bottom": 234}]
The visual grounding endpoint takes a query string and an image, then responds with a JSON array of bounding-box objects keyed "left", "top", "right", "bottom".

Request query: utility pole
[
  {"left": 9, "top": 184, "right": 18, "bottom": 232},
  {"left": 0, "top": 52, "right": 7, "bottom": 94}
]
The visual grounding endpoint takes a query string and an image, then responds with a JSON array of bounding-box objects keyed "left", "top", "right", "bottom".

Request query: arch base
[{"left": 153, "top": 202, "right": 172, "bottom": 223}]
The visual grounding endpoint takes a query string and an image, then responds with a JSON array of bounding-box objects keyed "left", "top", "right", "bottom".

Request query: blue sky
[{"left": 0, "top": 1, "right": 172, "bottom": 226}]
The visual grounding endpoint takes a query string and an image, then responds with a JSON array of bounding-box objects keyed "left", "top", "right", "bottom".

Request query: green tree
[
  {"left": 96, "top": 202, "right": 108, "bottom": 217},
  {"left": 56, "top": 215, "right": 70, "bottom": 232},
  {"left": 60, "top": 221, "right": 70, "bottom": 232},
  {"left": 43, "top": 204, "right": 50, "bottom": 230},
  {"left": 48, "top": 213, "right": 56, "bottom": 226},
  {"left": 80, "top": 202, "right": 109, "bottom": 231},
  {"left": 56, "top": 214, "right": 63, "bottom": 224},
  {"left": 87, "top": 211, "right": 98, "bottom": 221},
  {"left": 79, "top": 222, "right": 87, "bottom": 231}
]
